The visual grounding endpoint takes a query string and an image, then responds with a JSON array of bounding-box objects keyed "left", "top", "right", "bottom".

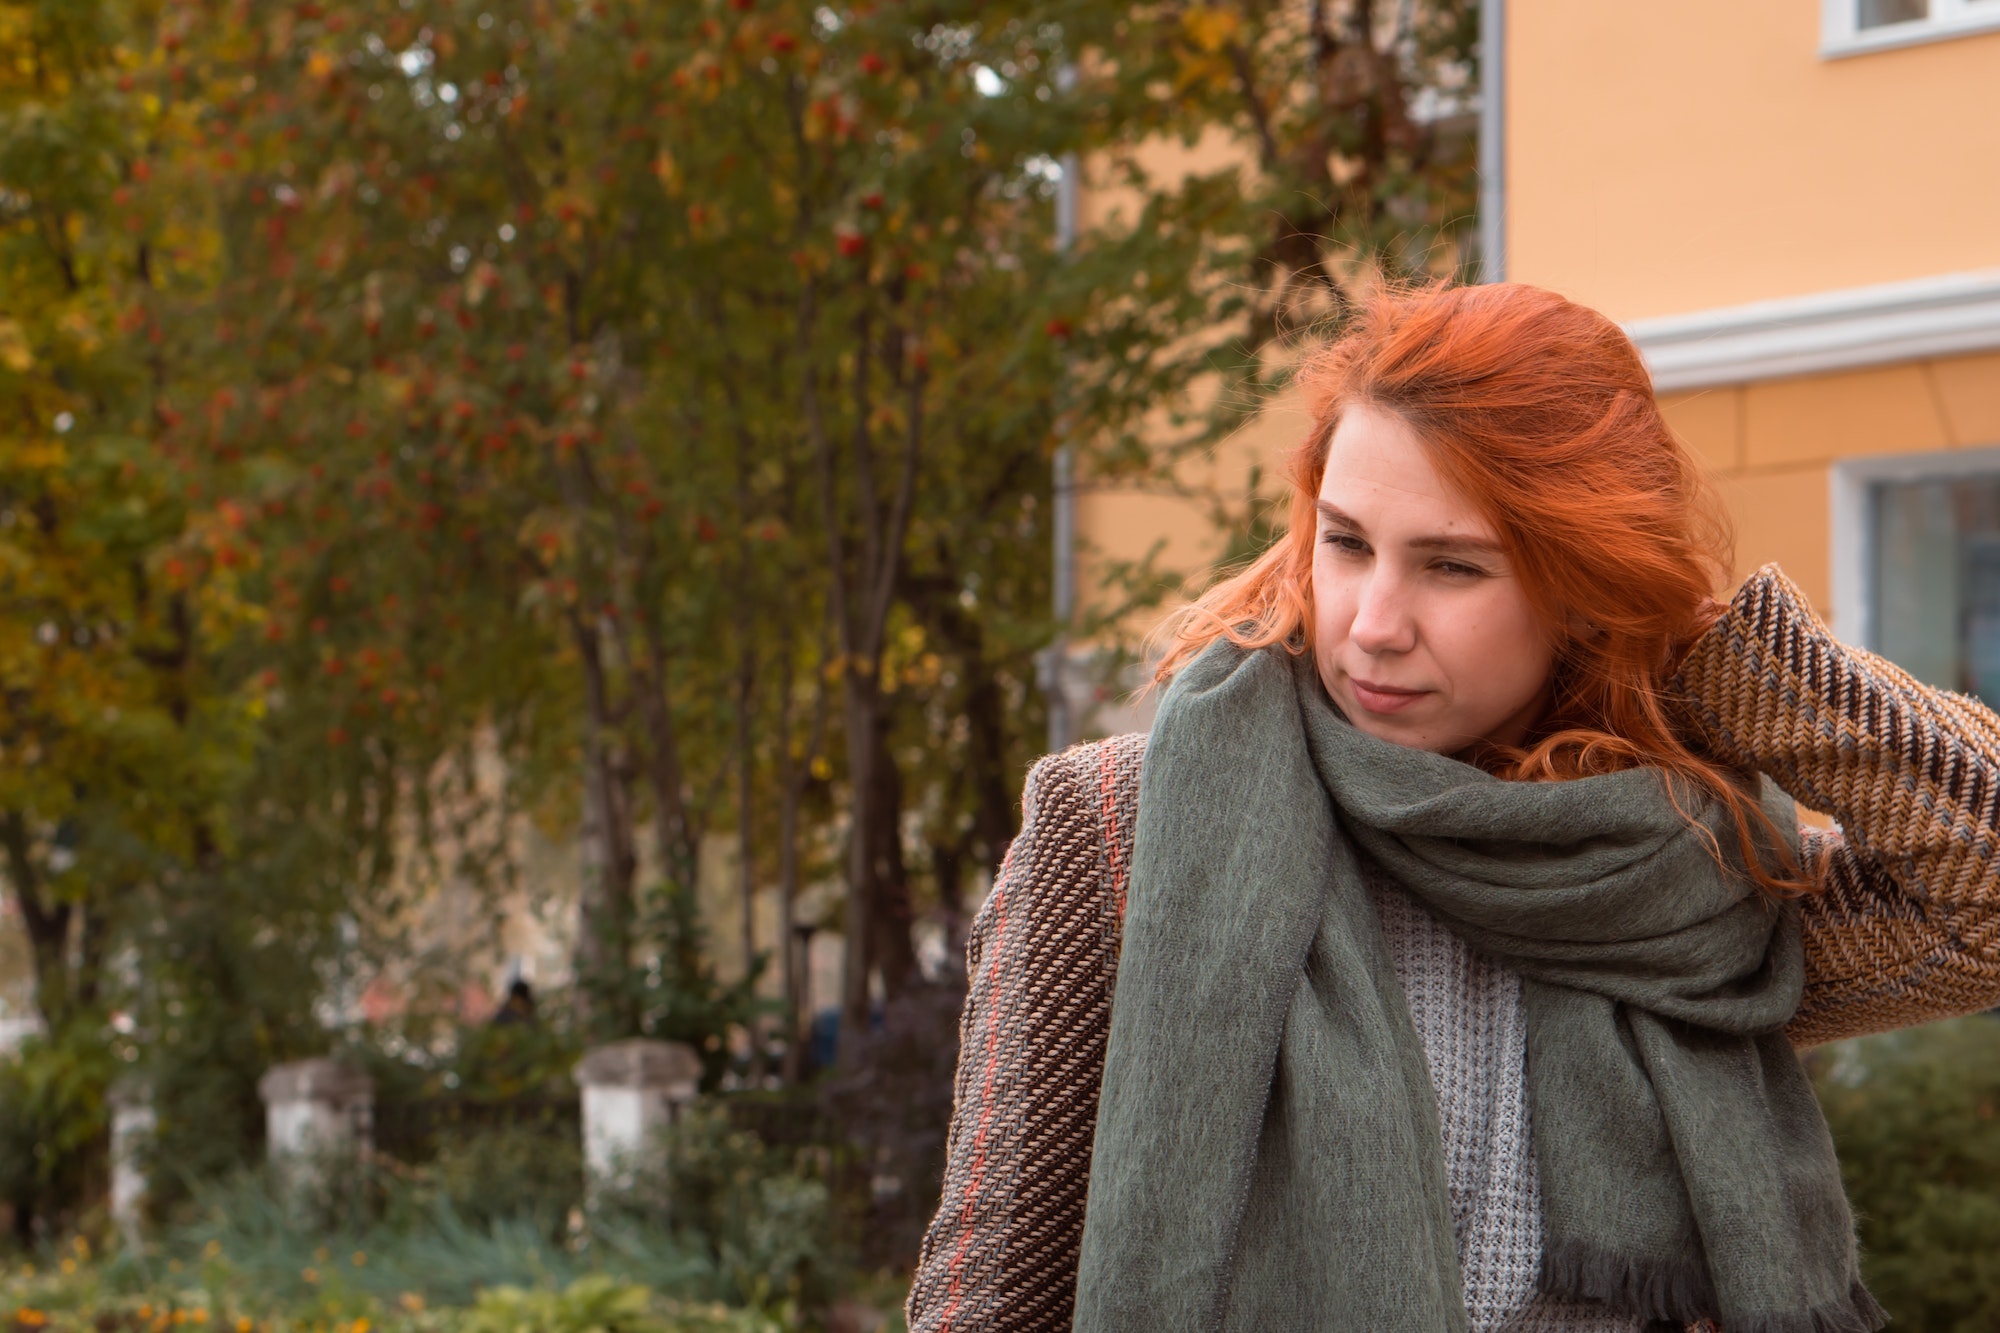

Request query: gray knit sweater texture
[{"left": 1370, "top": 865, "right": 1643, "bottom": 1332}]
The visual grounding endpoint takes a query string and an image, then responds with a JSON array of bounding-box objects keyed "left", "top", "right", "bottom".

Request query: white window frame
[
  {"left": 1822, "top": 0, "right": 2000, "bottom": 58},
  {"left": 1830, "top": 444, "right": 2000, "bottom": 652}
]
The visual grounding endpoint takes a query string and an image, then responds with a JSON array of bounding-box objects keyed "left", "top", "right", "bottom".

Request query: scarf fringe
[
  {"left": 1541, "top": 1241, "right": 1887, "bottom": 1333},
  {"left": 1541, "top": 1239, "right": 1716, "bottom": 1323}
]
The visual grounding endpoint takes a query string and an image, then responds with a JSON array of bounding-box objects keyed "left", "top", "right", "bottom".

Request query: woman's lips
[{"left": 1348, "top": 677, "right": 1432, "bottom": 715}]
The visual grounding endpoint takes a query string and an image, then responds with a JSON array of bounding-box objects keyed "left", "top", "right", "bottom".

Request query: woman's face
[{"left": 1311, "top": 403, "right": 1556, "bottom": 756}]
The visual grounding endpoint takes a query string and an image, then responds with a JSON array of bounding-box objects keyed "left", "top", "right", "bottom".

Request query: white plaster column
[
  {"left": 256, "top": 1058, "right": 372, "bottom": 1197},
  {"left": 573, "top": 1039, "right": 702, "bottom": 1200},
  {"left": 108, "top": 1076, "right": 155, "bottom": 1244}
]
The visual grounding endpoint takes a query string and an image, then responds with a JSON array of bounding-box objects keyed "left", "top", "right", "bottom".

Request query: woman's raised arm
[
  {"left": 1673, "top": 564, "right": 2000, "bottom": 1046},
  {"left": 905, "top": 734, "right": 1142, "bottom": 1333}
]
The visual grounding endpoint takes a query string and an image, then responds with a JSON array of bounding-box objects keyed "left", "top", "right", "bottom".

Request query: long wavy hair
[{"left": 1155, "top": 282, "right": 1809, "bottom": 896}]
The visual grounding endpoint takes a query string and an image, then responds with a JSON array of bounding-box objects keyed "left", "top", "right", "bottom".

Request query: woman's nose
[{"left": 1348, "top": 572, "right": 1418, "bottom": 655}]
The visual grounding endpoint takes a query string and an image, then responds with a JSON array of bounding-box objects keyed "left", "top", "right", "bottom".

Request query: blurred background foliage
[
  {"left": 0, "top": 0, "right": 1489, "bottom": 1319},
  {"left": 1816, "top": 1017, "right": 2000, "bottom": 1332}
]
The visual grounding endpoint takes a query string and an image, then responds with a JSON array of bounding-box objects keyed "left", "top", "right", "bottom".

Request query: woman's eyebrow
[
  {"left": 1315, "top": 499, "right": 1502, "bottom": 555},
  {"left": 1315, "top": 500, "right": 1363, "bottom": 530},
  {"left": 1409, "top": 532, "right": 1505, "bottom": 556}
]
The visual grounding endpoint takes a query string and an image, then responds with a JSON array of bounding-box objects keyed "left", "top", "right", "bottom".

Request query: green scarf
[{"left": 1072, "top": 641, "right": 1882, "bottom": 1333}]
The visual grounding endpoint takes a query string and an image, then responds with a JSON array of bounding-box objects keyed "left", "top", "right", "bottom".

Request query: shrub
[
  {"left": 0, "top": 1029, "right": 111, "bottom": 1245},
  {"left": 1815, "top": 1015, "right": 2000, "bottom": 1331},
  {"left": 457, "top": 1275, "right": 780, "bottom": 1333},
  {"left": 592, "top": 1105, "right": 844, "bottom": 1314},
  {"left": 382, "top": 1123, "right": 585, "bottom": 1243},
  {"left": 0, "top": 1258, "right": 789, "bottom": 1333}
]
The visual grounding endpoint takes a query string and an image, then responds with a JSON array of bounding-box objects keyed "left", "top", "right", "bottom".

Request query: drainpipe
[
  {"left": 1044, "top": 70, "right": 1080, "bottom": 754},
  {"left": 1478, "top": 0, "right": 1506, "bottom": 283}
]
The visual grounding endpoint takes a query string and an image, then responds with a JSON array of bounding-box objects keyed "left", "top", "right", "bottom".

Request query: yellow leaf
[
  {"left": 652, "top": 150, "right": 682, "bottom": 196},
  {"left": 0, "top": 318, "right": 33, "bottom": 371},
  {"left": 1181, "top": 5, "right": 1242, "bottom": 54},
  {"left": 305, "top": 49, "right": 335, "bottom": 81}
]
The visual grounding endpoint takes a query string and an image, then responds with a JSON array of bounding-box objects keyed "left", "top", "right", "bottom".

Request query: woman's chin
[{"left": 1341, "top": 707, "right": 1460, "bottom": 756}]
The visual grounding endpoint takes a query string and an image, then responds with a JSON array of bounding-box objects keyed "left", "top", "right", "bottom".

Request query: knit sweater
[
  {"left": 907, "top": 567, "right": 2000, "bottom": 1333},
  {"left": 1370, "top": 868, "right": 1640, "bottom": 1333}
]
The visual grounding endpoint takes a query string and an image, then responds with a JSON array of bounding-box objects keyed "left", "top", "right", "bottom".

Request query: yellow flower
[
  {"left": 350, "top": 1251, "right": 366, "bottom": 1268},
  {"left": 396, "top": 1294, "right": 424, "bottom": 1313},
  {"left": 59, "top": 1258, "right": 76, "bottom": 1276},
  {"left": 140, "top": 1305, "right": 156, "bottom": 1320},
  {"left": 351, "top": 1320, "right": 370, "bottom": 1333},
  {"left": 16, "top": 1310, "right": 51, "bottom": 1330},
  {"left": 192, "top": 1312, "right": 209, "bottom": 1325},
  {"left": 204, "top": 1239, "right": 224, "bottom": 1260},
  {"left": 173, "top": 1311, "right": 189, "bottom": 1325},
  {"left": 236, "top": 1318, "right": 253, "bottom": 1333},
  {"left": 302, "top": 1266, "right": 320, "bottom": 1284},
  {"left": 72, "top": 1235, "right": 91, "bottom": 1260}
]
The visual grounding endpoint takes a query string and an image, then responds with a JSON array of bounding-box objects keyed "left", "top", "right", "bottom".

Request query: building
[
  {"left": 1509, "top": 0, "right": 2000, "bottom": 690},
  {"left": 1069, "top": 0, "right": 2000, "bottom": 731}
]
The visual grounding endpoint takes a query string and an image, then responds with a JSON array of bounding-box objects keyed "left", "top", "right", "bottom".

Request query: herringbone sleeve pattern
[
  {"left": 1671, "top": 564, "right": 2000, "bottom": 1046},
  {"left": 905, "top": 732, "right": 1143, "bottom": 1333}
]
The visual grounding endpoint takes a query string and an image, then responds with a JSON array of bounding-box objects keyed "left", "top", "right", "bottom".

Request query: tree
[
  {"left": 5, "top": 0, "right": 1490, "bottom": 1140},
  {"left": 0, "top": 0, "right": 371, "bottom": 1232},
  {"left": 161, "top": 0, "right": 1236, "bottom": 1044}
]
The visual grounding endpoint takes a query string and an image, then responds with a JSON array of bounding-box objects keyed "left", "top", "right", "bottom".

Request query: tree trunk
[
  {"left": 836, "top": 675, "right": 877, "bottom": 1034},
  {"left": 799, "top": 283, "right": 927, "bottom": 1057},
  {"left": 2, "top": 812, "right": 72, "bottom": 1033},
  {"left": 773, "top": 607, "right": 830, "bottom": 1083},
  {"left": 570, "top": 616, "right": 639, "bottom": 1037},
  {"left": 733, "top": 446, "right": 759, "bottom": 985},
  {"left": 777, "top": 744, "right": 805, "bottom": 1081},
  {"left": 867, "top": 722, "right": 918, "bottom": 997},
  {"left": 634, "top": 607, "right": 700, "bottom": 889}
]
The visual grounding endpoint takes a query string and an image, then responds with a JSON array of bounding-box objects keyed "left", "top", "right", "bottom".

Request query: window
[
  {"left": 1832, "top": 448, "right": 2000, "bottom": 710},
  {"left": 1874, "top": 477, "right": 2000, "bottom": 704},
  {"left": 1823, "top": 0, "right": 2000, "bottom": 56}
]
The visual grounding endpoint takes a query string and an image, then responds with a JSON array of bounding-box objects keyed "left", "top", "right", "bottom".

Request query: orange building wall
[
  {"left": 1507, "top": 2, "right": 2000, "bottom": 321},
  {"left": 1662, "top": 349, "right": 2000, "bottom": 627}
]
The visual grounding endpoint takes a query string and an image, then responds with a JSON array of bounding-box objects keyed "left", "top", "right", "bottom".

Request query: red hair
[{"left": 1156, "top": 282, "right": 1809, "bottom": 896}]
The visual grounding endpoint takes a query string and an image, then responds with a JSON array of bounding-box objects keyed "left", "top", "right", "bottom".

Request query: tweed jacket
[{"left": 907, "top": 567, "right": 2000, "bottom": 1333}]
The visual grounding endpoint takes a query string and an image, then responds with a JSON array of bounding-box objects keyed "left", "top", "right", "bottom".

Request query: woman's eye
[
  {"left": 1434, "top": 560, "right": 1486, "bottom": 579},
  {"left": 1321, "top": 532, "right": 1367, "bottom": 554}
]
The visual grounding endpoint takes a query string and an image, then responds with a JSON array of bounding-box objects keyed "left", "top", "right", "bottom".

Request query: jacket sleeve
[
  {"left": 1671, "top": 564, "right": 2000, "bottom": 1046},
  {"left": 906, "top": 734, "right": 1143, "bottom": 1333}
]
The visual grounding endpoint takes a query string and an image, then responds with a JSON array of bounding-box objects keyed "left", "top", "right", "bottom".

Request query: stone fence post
[
  {"left": 257, "top": 1058, "right": 372, "bottom": 1200},
  {"left": 574, "top": 1039, "right": 702, "bottom": 1201},
  {"left": 108, "top": 1076, "right": 155, "bottom": 1245}
]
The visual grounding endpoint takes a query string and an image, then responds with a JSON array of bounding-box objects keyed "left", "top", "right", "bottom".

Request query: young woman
[{"left": 905, "top": 283, "right": 2000, "bottom": 1333}]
